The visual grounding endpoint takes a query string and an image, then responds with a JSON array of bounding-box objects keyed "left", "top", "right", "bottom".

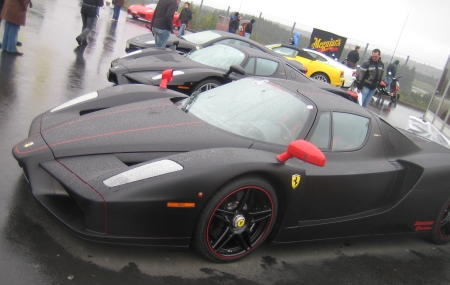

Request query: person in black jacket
[
  {"left": 244, "top": 18, "right": 255, "bottom": 38},
  {"left": 346, "top": 46, "right": 360, "bottom": 68},
  {"left": 151, "top": 0, "right": 180, "bottom": 47},
  {"left": 176, "top": 2, "right": 192, "bottom": 37},
  {"left": 356, "top": 49, "right": 384, "bottom": 107},
  {"left": 228, "top": 12, "right": 239, "bottom": 34},
  {"left": 76, "top": 0, "right": 103, "bottom": 46},
  {"left": 385, "top": 60, "right": 400, "bottom": 91}
]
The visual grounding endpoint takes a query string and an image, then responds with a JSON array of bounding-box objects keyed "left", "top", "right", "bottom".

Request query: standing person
[
  {"left": 346, "top": 46, "right": 360, "bottom": 68},
  {"left": 111, "top": 0, "right": 124, "bottom": 21},
  {"left": 244, "top": 18, "right": 255, "bottom": 39},
  {"left": 385, "top": 60, "right": 400, "bottom": 91},
  {"left": 0, "top": 0, "right": 3, "bottom": 48},
  {"left": 176, "top": 2, "right": 192, "bottom": 38},
  {"left": 356, "top": 49, "right": 384, "bottom": 108},
  {"left": 1, "top": 0, "right": 31, "bottom": 56},
  {"left": 151, "top": 0, "right": 180, "bottom": 47},
  {"left": 228, "top": 12, "right": 239, "bottom": 34},
  {"left": 76, "top": 0, "right": 103, "bottom": 46}
]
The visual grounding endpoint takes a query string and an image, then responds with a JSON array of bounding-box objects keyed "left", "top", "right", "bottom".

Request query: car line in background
[{"left": 108, "top": 43, "right": 357, "bottom": 102}]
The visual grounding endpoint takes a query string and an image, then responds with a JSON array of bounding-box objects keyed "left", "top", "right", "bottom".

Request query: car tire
[
  {"left": 193, "top": 175, "right": 278, "bottom": 262},
  {"left": 192, "top": 79, "right": 221, "bottom": 95},
  {"left": 311, "top": 72, "right": 330, "bottom": 84},
  {"left": 430, "top": 198, "right": 450, "bottom": 244}
]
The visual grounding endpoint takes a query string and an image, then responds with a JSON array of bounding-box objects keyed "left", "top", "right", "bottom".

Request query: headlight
[
  {"left": 126, "top": 42, "right": 130, "bottom": 49},
  {"left": 51, "top": 92, "right": 98, "bottom": 112}
]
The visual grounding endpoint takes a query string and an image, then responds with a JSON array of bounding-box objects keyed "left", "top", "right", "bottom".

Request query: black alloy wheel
[
  {"left": 193, "top": 175, "right": 277, "bottom": 262},
  {"left": 192, "top": 79, "right": 221, "bottom": 95},
  {"left": 431, "top": 199, "right": 450, "bottom": 244}
]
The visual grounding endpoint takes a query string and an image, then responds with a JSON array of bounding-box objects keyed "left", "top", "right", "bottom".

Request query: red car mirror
[
  {"left": 277, "top": 140, "right": 326, "bottom": 167},
  {"left": 159, "top": 69, "right": 174, "bottom": 89}
]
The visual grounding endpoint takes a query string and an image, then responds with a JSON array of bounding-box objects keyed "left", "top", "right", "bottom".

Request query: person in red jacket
[{"left": 1, "top": 0, "right": 31, "bottom": 55}]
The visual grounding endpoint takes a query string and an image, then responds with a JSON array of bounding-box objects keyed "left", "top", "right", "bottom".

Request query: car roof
[
  {"left": 262, "top": 77, "right": 369, "bottom": 115},
  {"left": 222, "top": 43, "right": 282, "bottom": 60},
  {"left": 207, "top": 30, "right": 282, "bottom": 56}
]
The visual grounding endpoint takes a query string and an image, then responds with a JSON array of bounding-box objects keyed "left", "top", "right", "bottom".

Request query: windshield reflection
[{"left": 181, "top": 78, "right": 315, "bottom": 145}]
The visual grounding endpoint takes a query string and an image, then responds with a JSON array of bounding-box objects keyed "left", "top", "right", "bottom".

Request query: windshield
[
  {"left": 186, "top": 44, "right": 245, "bottom": 70},
  {"left": 182, "top": 78, "right": 316, "bottom": 145},
  {"left": 182, "top": 31, "right": 222, "bottom": 45},
  {"left": 145, "top": 4, "right": 157, "bottom": 9}
]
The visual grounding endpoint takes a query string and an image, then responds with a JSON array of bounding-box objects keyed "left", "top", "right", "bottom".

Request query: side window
[
  {"left": 306, "top": 51, "right": 318, "bottom": 59},
  {"left": 309, "top": 112, "right": 370, "bottom": 151},
  {"left": 255, "top": 58, "right": 278, "bottom": 76},
  {"left": 315, "top": 55, "right": 328, "bottom": 62},
  {"left": 332, "top": 112, "right": 369, "bottom": 151},
  {"left": 215, "top": 39, "right": 234, "bottom": 45},
  {"left": 235, "top": 40, "right": 251, "bottom": 47},
  {"left": 244, "top": 58, "right": 255, "bottom": 74},
  {"left": 272, "top": 47, "right": 298, "bottom": 58},
  {"left": 309, "top": 112, "right": 331, "bottom": 149}
]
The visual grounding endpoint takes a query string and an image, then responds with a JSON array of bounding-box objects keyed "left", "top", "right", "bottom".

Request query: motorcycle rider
[
  {"left": 356, "top": 49, "right": 384, "bottom": 108},
  {"left": 386, "top": 60, "right": 400, "bottom": 91}
]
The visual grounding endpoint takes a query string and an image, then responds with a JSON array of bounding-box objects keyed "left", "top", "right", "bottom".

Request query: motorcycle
[{"left": 374, "top": 75, "right": 401, "bottom": 104}]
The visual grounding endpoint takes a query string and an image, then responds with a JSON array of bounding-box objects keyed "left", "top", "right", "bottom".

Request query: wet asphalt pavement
[{"left": 1, "top": 1, "right": 450, "bottom": 284}]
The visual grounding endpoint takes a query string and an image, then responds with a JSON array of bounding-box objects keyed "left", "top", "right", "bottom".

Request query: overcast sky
[{"left": 199, "top": 0, "right": 449, "bottom": 68}]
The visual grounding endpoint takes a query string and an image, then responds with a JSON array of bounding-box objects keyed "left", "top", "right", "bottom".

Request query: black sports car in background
[
  {"left": 126, "top": 29, "right": 279, "bottom": 54},
  {"left": 13, "top": 77, "right": 450, "bottom": 262},
  {"left": 108, "top": 44, "right": 356, "bottom": 101}
]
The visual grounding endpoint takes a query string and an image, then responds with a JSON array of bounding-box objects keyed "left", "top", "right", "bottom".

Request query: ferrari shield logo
[{"left": 292, "top": 174, "right": 301, "bottom": 189}]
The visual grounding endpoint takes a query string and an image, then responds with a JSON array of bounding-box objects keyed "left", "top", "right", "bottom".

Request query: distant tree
[{"left": 400, "top": 65, "right": 415, "bottom": 93}]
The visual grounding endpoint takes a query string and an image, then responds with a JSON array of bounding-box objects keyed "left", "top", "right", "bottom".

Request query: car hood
[
  {"left": 114, "top": 50, "right": 207, "bottom": 72},
  {"left": 128, "top": 33, "right": 197, "bottom": 50},
  {"left": 39, "top": 98, "right": 253, "bottom": 158}
]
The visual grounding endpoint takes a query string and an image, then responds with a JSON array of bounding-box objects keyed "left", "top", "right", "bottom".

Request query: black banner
[{"left": 308, "top": 28, "right": 347, "bottom": 59}]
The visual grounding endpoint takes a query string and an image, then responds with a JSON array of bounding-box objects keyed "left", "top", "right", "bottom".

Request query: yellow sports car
[{"left": 266, "top": 44, "right": 344, "bottom": 87}]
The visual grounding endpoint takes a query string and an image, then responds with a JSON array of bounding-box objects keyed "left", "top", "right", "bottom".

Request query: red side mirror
[
  {"left": 159, "top": 69, "right": 174, "bottom": 89},
  {"left": 277, "top": 140, "right": 326, "bottom": 167},
  {"left": 346, "top": 90, "right": 358, "bottom": 100}
]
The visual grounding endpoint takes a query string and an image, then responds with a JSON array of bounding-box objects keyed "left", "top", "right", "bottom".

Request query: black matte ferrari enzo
[
  {"left": 108, "top": 44, "right": 357, "bottom": 102},
  {"left": 13, "top": 77, "right": 450, "bottom": 262}
]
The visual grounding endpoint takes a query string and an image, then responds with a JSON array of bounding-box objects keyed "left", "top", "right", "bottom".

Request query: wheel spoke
[
  {"left": 211, "top": 226, "right": 234, "bottom": 251},
  {"left": 213, "top": 213, "right": 232, "bottom": 226},
  {"left": 236, "top": 229, "right": 252, "bottom": 251},
  {"left": 249, "top": 208, "right": 272, "bottom": 223},
  {"left": 236, "top": 188, "right": 254, "bottom": 212},
  {"left": 216, "top": 208, "right": 236, "bottom": 216}
]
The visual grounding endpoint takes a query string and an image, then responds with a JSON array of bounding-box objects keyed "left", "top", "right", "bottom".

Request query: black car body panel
[{"left": 13, "top": 78, "right": 450, "bottom": 252}]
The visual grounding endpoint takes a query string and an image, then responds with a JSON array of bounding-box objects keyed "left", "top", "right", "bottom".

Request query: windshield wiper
[{"left": 182, "top": 90, "right": 201, "bottom": 112}]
